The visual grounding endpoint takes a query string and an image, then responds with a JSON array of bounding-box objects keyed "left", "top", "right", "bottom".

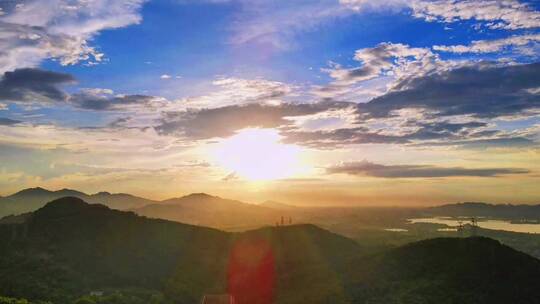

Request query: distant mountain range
[
  {"left": 0, "top": 188, "right": 296, "bottom": 230},
  {"left": 132, "top": 193, "right": 282, "bottom": 230},
  {"left": 1, "top": 197, "right": 540, "bottom": 304},
  {"left": 0, "top": 187, "right": 158, "bottom": 217},
  {"left": 426, "top": 202, "right": 540, "bottom": 220},
  {"left": 4, "top": 188, "right": 540, "bottom": 234}
]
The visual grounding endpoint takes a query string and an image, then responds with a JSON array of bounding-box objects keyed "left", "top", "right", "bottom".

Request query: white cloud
[
  {"left": 178, "top": 0, "right": 540, "bottom": 53},
  {"left": 181, "top": 77, "right": 295, "bottom": 108},
  {"left": 410, "top": 0, "right": 540, "bottom": 30},
  {"left": 0, "top": 0, "right": 146, "bottom": 72},
  {"left": 316, "top": 42, "right": 448, "bottom": 99},
  {"left": 339, "top": 0, "right": 409, "bottom": 11},
  {"left": 341, "top": 0, "right": 540, "bottom": 30},
  {"left": 434, "top": 33, "right": 540, "bottom": 54},
  {"left": 160, "top": 74, "right": 172, "bottom": 79}
]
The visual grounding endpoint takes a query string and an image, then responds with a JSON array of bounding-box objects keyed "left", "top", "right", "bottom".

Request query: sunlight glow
[{"left": 212, "top": 128, "right": 304, "bottom": 181}]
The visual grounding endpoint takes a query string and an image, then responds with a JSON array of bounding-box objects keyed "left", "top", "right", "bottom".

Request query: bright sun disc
[{"left": 212, "top": 128, "right": 303, "bottom": 181}]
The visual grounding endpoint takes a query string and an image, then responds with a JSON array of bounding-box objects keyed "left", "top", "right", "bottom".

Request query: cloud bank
[{"left": 327, "top": 160, "right": 530, "bottom": 178}]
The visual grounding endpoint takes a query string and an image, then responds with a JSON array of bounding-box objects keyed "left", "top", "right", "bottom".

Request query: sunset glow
[
  {"left": 0, "top": 0, "right": 538, "bottom": 206},
  {"left": 212, "top": 129, "right": 304, "bottom": 181}
]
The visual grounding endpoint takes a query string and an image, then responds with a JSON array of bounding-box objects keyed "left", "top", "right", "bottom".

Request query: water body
[
  {"left": 384, "top": 228, "right": 408, "bottom": 232},
  {"left": 409, "top": 217, "right": 540, "bottom": 234}
]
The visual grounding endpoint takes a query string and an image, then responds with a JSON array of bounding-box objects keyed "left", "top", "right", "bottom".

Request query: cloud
[
  {"left": 279, "top": 109, "right": 537, "bottom": 149},
  {"left": 155, "top": 101, "right": 349, "bottom": 139},
  {"left": 416, "top": 137, "right": 536, "bottom": 149},
  {"left": 280, "top": 120, "right": 510, "bottom": 148},
  {"left": 281, "top": 127, "right": 408, "bottom": 148},
  {"left": 327, "top": 160, "right": 530, "bottom": 178},
  {"left": 324, "top": 43, "right": 438, "bottom": 86},
  {"left": 317, "top": 42, "right": 444, "bottom": 99},
  {"left": 160, "top": 74, "right": 172, "bottom": 79},
  {"left": 341, "top": 0, "right": 540, "bottom": 30},
  {"left": 358, "top": 62, "right": 540, "bottom": 119},
  {"left": 182, "top": 0, "right": 540, "bottom": 54},
  {"left": 222, "top": 172, "right": 239, "bottom": 181},
  {"left": 0, "top": 0, "right": 146, "bottom": 72},
  {"left": 107, "top": 116, "right": 132, "bottom": 128},
  {"left": 410, "top": 0, "right": 540, "bottom": 30},
  {"left": 69, "top": 88, "right": 165, "bottom": 111},
  {"left": 0, "top": 117, "right": 21, "bottom": 125},
  {"left": 0, "top": 69, "right": 166, "bottom": 111},
  {"left": 182, "top": 77, "right": 295, "bottom": 108},
  {"left": 434, "top": 34, "right": 540, "bottom": 54},
  {"left": 406, "top": 121, "right": 488, "bottom": 141},
  {"left": 0, "top": 68, "right": 75, "bottom": 103}
]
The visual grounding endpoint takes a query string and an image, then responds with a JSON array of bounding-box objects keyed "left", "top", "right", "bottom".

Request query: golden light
[{"left": 211, "top": 128, "right": 305, "bottom": 181}]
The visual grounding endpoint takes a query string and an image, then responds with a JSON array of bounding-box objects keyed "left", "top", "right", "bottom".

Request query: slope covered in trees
[{"left": 2, "top": 197, "right": 540, "bottom": 304}]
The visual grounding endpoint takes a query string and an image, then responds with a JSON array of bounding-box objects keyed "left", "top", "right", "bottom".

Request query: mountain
[
  {"left": 133, "top": 193, "right": 283, "bottom": 230},
  {"left": 427, "top": 202, "right": 540, "bottom": 220},
  {"left": 0, "top": 197, "right": 360, "bottom": 304},
  {"left": 2, "top": 197, "right": 540, "bottom": 304},
  {"left": 344, "top": 237, "right": 540, "bottom": 304},
  {"left": 89, "top": 191, "right": 157, "bottom": 210},
  {"left": 0, "top": 187, "right": 157, "bottom": 217}
]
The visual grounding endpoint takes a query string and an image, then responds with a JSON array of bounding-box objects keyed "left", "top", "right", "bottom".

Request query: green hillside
[{"left": 2, "top": 197, "right": 540, "bottom": 304}]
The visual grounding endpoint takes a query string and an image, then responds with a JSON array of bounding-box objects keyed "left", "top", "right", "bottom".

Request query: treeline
[{"left": 1, "top": 290, "right": 170, "bottom": 304}]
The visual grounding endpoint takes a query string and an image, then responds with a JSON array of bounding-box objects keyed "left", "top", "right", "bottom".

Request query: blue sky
[
  {"left": 38, "top": 0, "right": 540, "bottom": 99},
  {"left": 0, "top": 0, "right": 539, "bottom": 204}
]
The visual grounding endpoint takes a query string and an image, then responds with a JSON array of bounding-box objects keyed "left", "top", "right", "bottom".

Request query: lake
[{"left": 408, "top": 217, "right": 540, "bottom": 234}]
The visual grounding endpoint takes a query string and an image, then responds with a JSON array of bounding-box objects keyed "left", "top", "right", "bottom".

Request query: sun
[{"left": 211, "top": 128, "right": 304, "bottom": 181}]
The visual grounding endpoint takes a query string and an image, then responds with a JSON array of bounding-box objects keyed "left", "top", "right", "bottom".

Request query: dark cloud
[
  {"left": 327, "top": 160, "right": 530, "bottom": 178},
  {"left": 222, "top": 172, "right": 239, "bottom": 181},
  {"left": 280, "top": 121, "right": 496, "bottom": 148},
  {"left": 282, "top": 124, "right": 536, "bottom": 149},
  {"left": 107, "top": 116, "right": 132, "bottom": 128},
  {"left": 0, "top": 117, "right": 21, "bottom": 125},
  {"left": 359, "top": 62, "right": 540, "bottom": 119},
  {"left": 0, "top": 69, "right": 159, "bottom": 111},
  {"left": 416, "top": 137, "right": 536, "bottom": 149},
  {"left": 335, "top": 65, "right": 379, "bottom": 84},
  {"left": 406, "top": 121, "right": 488, "bottom": 140},
  {"left": 155, "top": 101, "right": 351, "bottom": 139},
  {"left": 286, "top": 62, "right": 540, "bottom": 149},
  {"left": 0, "top": 68, "right": 74, "bottom": 103},
  {"left": 69, "top": 92, "right": 158, "bottom": 111},
  {"left": 281, "top": 127, "right": 408, "bottom": 148}
]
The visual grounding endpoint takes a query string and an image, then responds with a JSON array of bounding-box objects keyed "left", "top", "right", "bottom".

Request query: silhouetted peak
[
  {"left": 393, "top": 237, "right": 511, "bottom": 259},
  {"left": 34, "top": 197, "right": 109, "bottom": 219},
  {"left": 246, "top": 224, "right": 345, "bottom": 237},
  {"left": 94, "top": 191, "right": 112, "bottom": 196},
  {"left": 10, "top": 187, "right": 87, "bottom": 198},
  {"left": 12, "top": 187, "right": 51, "bottom": 196},
  {"left": 183, "top": 193, "right": 216, "bottom": 200}
]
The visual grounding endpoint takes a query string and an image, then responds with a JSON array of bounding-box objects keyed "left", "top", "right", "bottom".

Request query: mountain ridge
[
  {"left": 2, "top": 197, "right": 540, "bottom": 304},
  {"left": 427, "top": 202, "right": 540, "bottom": 219}
]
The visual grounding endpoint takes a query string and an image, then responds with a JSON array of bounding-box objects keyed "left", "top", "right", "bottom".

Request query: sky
[{"left": 0, "top": 0, "right": 539, "bottom": 206}]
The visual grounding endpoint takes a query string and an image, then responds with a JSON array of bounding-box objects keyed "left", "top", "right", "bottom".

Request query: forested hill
[{"left": 2, "top": 197, "right": 540, "bottom": 304}]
